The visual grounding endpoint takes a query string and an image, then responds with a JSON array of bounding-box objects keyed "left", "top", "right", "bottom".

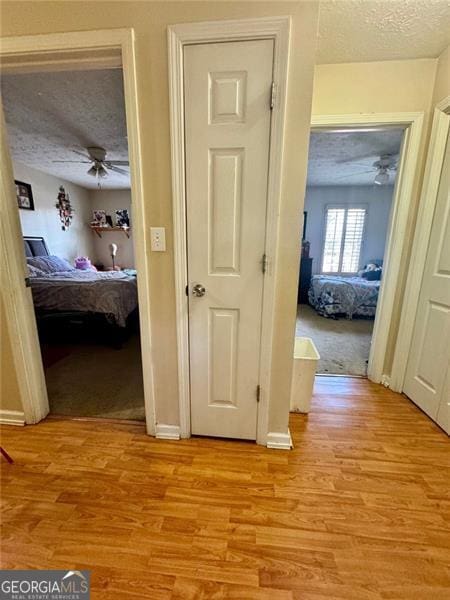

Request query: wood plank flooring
[{"left": 1, "top": 377, "right": 449, "bottom": 599}]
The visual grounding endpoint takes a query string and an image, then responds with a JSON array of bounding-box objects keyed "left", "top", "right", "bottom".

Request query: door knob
[{"left": 192, "top": 283, "right": 206, "bottom": 297}]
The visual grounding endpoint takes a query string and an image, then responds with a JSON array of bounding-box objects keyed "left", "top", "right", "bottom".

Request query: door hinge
[
  {"left": 261, "top": 253, "right": 268, "bottom": 274},
  {"left": 25, "top": 276, "right": 31, "bottom": 288},
  {"left": 256, "top": 384, "right": 261, "bottom": 403},
  {"left": 185, "top": 284, "right": 189, "bottom": 296},
  {"left": 270, "top": 81, "right": 276, "bottom": 110}
]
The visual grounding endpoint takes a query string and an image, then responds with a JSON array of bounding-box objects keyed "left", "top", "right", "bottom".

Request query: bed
[
  {"left": 24, "top": 236, "right": 138, "bottom": 344},
  {"left": 308, "top": 274, "right": 381, "bottom": 319}
]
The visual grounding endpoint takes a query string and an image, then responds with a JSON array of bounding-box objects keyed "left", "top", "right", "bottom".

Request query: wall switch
[{"left": 150, "top": 227, "right": 166, "bottom": 251}]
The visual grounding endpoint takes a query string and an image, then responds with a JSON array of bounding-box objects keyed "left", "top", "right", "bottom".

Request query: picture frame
[
  {"left": 115, "top": 209, "right": 130, "bottom": 228},
  {"left": 15, "top": 180, "right": 34, "bottom": 211},
  {"left": 93, "top": 210, "right": 107, "bottom": 226}
]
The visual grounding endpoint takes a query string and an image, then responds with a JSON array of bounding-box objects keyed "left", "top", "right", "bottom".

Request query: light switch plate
[{"left": 150, "top": 227, "right": 166, "bottom": 251}]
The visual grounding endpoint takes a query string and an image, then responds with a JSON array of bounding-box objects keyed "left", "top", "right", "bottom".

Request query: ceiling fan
[
  {"left": 53, "top": 146, "right": 129, "bottom": 179},
  {"left": 336, "top": 154, "right": 398, "bottom": 185}
]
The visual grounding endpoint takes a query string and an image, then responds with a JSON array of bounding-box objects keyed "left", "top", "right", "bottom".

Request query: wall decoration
[
  {"left": 115, "top": 209, "right": 130, "bottom": 228},
  {"left": 55, "top": 186, "right": 74, "bottom": 230},
  {"left": 105, "top": 215, "right": 113, "bottom": 227},
  {"left": 15, "top": 180, "right": 34, "bottom": 211},
  {"left": 93, "top": 210, "right": 107, "bottom": 226}
]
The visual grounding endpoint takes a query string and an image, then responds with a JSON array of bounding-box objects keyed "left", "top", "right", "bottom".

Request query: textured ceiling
[
  {"left": 317, "top": 0, "right": 450, "bottom": 64},
  {"left": 1, "top": 69, "right": 130, "bottom": 190},
  {"left": 307, "top": 129, "right": 404, "bottom": 187}
]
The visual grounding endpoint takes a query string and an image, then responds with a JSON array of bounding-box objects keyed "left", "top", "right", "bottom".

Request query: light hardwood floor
[{"left": 1, "top": 377, "right": 449, "bottom": 599}]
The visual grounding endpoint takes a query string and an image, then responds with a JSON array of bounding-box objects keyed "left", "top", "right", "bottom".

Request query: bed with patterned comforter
[{"left": 308, "top": 275, "right": 380, "bottom": 319}]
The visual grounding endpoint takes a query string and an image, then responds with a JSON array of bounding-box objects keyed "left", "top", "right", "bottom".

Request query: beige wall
[
  {"left": 89, "top": 189, "right": 135, "bottom": 269},
  {"left": 432, "top": 45, "right": 450, "bottom": 106},
  {"left": 14, "top": 161, "right": 95, "bottom": 263},
  {"left": 311, "top": 58, "right": 438, "bottom": 376},
  {"left": 0, "top": 1, "right": 320, "bottom": 434},
  {"left": 312, "top": 59, "right": 437, "bottom": 115}
]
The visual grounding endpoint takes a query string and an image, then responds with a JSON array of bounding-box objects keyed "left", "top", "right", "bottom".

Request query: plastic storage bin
[{"left": 290, "top": 336, "right": 320, "bottom": 413}]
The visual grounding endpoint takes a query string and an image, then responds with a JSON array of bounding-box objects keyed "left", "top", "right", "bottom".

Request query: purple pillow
[{"left": 27, "top": 255, "right": 75, "bottom": 273}]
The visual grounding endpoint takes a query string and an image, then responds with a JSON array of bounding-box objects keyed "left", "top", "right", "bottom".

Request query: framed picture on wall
[
  {"left": 15, "top": 180, "right": 34, "bottom": 211},
  {"left": 93, "top": 210, "right": 107, "bottom": 226},
  {"left": 115, "top": 209, "right": 130, "bottom": 228}
]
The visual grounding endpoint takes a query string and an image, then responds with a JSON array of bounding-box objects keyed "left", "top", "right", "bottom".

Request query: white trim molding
[
  {"left": 311, "top": 113, "right": 424, "bottom": 386},
  {"left": 381, "top": 374, "right": 391, "bottom": 388},
  {"left": 1, "top": 109, "right": 49, "bottom": 424},
  {"left": 155, "top": 424, "right": 181, "bottom": 440},
  {"left": 0, "top": 29, "right": 156, "bottom": 434},
  {"left": 390, "top": 96, "right": 450, "bottom": 392},
  {"left": 267, "top": 430, "right": 293, "bottom": 450},
  {"left": 168, "top": 16, "right": 291, "bottom": 444},
  {"left": 0, "top": 410, "right": 25, "bottom": 426}
]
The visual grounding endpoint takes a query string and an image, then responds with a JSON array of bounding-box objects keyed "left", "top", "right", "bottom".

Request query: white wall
[
  {"left": 304, "top": 185, "right": 394, "bottom": 274},
  {"left": 14, "top": 161, "right": 94, "bottom": 262},
  {"left": 89, "top": 189, "right": 134, "bottom": 268}
]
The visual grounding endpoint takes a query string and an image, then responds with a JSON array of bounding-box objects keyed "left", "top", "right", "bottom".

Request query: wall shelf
[{"left": 90, "top": 226, "right": 131, "bottom": 239}]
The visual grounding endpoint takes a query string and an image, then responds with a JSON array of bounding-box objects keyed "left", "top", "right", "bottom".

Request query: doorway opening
[
  {"left": 2, "top": 67, "right": 144, "bottom": 421},
  {"left": 296, "top": 127, "right": 404, "bottom": 377},
  {"left": 0, "top": 33, "right": 154, "bottom": 427}
]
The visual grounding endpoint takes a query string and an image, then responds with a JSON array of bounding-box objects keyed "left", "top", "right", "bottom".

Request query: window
[{"left": 322, "top": 206, "right": 366, "bottom": 274}]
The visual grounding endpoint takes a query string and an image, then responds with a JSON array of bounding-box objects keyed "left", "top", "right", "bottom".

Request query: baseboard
[
  {"left": 381, "top": 374, "right": 391, "bottom": 388},
  {"left": 267, "top": 429, "right": 293, "bottom": 450},
  {"left": 155, "top": 424, "right": 181, "bottom": 440},
  {"left": 0, "top": 410, "right": 25, "bottom": 426}
]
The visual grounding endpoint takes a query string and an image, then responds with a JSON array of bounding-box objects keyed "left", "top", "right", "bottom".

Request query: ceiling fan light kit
[
  {"left": 374, "top": 168, "right": 390, "bottom": 186},
  {"left": 52, "top": 146, "right": 130, "bottom": 182}
]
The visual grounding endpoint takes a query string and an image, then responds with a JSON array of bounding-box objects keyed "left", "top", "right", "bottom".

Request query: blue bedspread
[{"left": 308, "top": 275, "right": 380, "bottom": 319}]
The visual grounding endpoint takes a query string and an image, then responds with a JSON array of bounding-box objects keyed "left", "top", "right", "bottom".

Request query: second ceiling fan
[{"left": 336, "top": 153, "right": 398, "bottom": 186}]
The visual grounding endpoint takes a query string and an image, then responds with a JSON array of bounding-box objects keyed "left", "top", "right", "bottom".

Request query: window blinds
[{"left": 322, "top": 207, "right": 366, "bottom": 274}]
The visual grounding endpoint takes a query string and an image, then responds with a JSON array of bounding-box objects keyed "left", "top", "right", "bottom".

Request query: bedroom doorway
[
  {"left": 2, "top": 66, "right": 145, "bottom": 421},
  {"left": 296, "top": 125, "right": 405, "bottom": 378},
  {"left": 0, "top": 30, "right": 155, "bottom": 430}
]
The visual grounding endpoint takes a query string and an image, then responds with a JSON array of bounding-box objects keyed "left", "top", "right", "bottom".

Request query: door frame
[
  {"left": 168, "top": 17, "right": 291, "bottom": 443},
  {"left": 0, "top": 29, "right": 156, "bottom": 434},
  {"left": 311, "top": 112, "right": 424, "bottom": 385},
  {"left": 391, "top": 95, "right": 450, "bottom": 392}
]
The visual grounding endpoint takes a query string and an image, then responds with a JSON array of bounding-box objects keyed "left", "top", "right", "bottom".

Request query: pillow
[
  {"left": 27, "top": 263, "right": 46, "bottom": 277},
  {"left": 27, "top": 255, "right": 75, "bottom": 273}
]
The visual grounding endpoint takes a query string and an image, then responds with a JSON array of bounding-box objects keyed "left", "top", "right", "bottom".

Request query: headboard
[{"left": 24, "top": 236, "right": 49, "bottom": 258}]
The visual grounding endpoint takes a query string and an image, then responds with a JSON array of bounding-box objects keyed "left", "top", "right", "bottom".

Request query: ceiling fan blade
[
  {"left": 106, "top": 160, "right": 129, "bottom": 166},
  {"left": 334, "top": 169, "right": 376, "bottom": 180},
  {"left": 108, "top": 165, "right": 129, "bottom": 176},
  {"left": 52, "top": 160, "right": 91, "bottom": 164},
  {"left": 336, "top": 152, "right": 380, "bottom": 164},
  {"left": 71, "top": 149, "right": 93, "bottom": 160},
  {"left": 344, "top": 162, "right": 375, "bottom": 168}
]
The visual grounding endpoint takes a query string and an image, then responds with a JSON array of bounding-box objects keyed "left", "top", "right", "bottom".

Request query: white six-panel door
[
  {"left": 404, "top": 133, "right": 450, "bottom": 433},
  {"left": 184, "top": 40, "right": 274, "bottom": 439}
]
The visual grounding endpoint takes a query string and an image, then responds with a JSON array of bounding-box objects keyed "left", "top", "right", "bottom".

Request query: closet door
[{"left": 184, "top": 40, "right": 274, "bottom": 439}]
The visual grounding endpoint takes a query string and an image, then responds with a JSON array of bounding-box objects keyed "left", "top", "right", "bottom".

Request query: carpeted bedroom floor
[
  {"left": 41, "top": 334, "right": 145, "bottom": 420},
  {"left": 295, "top": 304, "right": 374, "bottom": 376}
]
